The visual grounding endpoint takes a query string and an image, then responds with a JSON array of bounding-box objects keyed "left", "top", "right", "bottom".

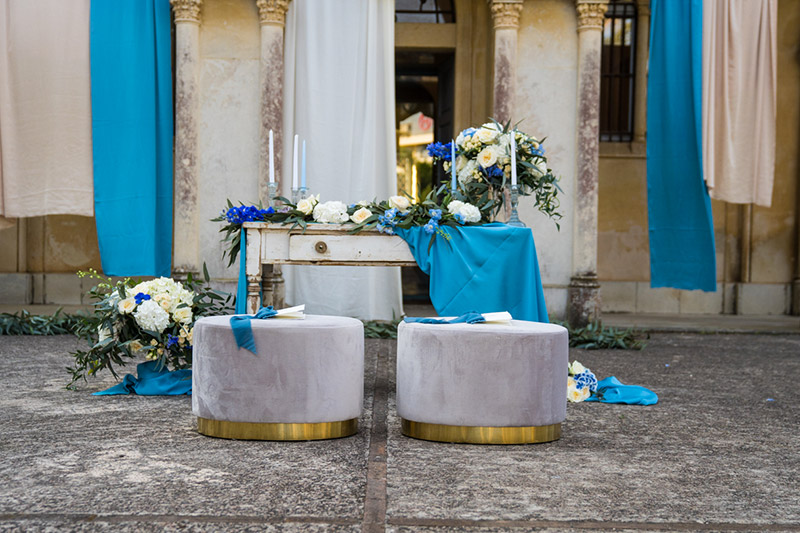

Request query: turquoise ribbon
[
  {"left": 585, "top": 376, "right": 658, "bottom": 405},
  {"left": 403, "top": 312, "right": 486, "bottom": 324},
  {"left": 93, "top": 361, "right": 191, "bottom": 396},
  {"left": 229, "top": 306, "right": 278, "bottom": 354}
]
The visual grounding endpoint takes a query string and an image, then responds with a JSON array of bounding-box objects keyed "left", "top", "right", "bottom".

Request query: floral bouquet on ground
[
  {"left": 427, "top": 120, "right": 562, "bottom": 225},
  {"left": 567, "top": 360, "right": 598, "bottom": 403},
  {"left": 213, "top": 186, "right": 486, "bottom": 265},
  {"left": 67, "top": 268, "right": 233, "bottom": 389}
]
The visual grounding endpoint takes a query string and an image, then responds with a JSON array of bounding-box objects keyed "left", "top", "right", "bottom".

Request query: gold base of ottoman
[
  {"left": 197, "top": 417, "right": 358, "bottom": 441},
  {"left": 401, "top": 418, "right": 561, "bottom": 444}
]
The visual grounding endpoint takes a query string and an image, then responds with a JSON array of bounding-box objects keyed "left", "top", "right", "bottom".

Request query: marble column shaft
[
  {"left": 568, "top": 0, "right": 607, "bottom": 326},
  {"left": 633, "top": 0, "right": 650, "bottom": 143},
  {"left": 490, "top": 0, "right": 523, "bottom": 125},
  {"left": 171, "top": 0, "right": 202, "bottom": 277},
  {"left": 257, "top": 0, "right": 291, "bottom": 206}
]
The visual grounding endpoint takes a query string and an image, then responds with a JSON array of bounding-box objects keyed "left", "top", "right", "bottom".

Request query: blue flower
[
  {"left": 166, "top": 335, "right": 179, "bottom": 348},
  {"left": 574, "top": 371, "right": 598, "bottom": 392},
  {"left": 423, "top": 220, "right": 438, "bottom": 235},
  {"left": 225, "top": 205, "right": 273, "bottom": 224},
  {"left": 428, "top": 209, "right": 442, "bottom": 220},
  {"left": 484, "top": 165, "right": 505, "bottom": 179},
  {"left": 377, "top": 223, "right": 395, "bottom": 235},
  {"left": 454, "top": 213, "right": 465, "bottom": 225},
  {"left": 134, "top": 293, "right": 151, "bottom": 305},
  {"left": 426, "top": 141, "right": 453, "bottom": 161}
]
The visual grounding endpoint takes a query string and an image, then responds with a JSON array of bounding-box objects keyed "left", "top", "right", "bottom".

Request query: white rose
[
  {"left": 350, "top": 207, "right": 373, "bottom": 224},
  {"left": 476, "top": 123, "right": 501, "bottom": 143},
  {"left": 173, "top": 306, "right": 193, "bottom": 324},
  {"left": 535, "top": 157, "right": 548, "bottom": 176},
  {"left": 296, "top": 194, "right": 319, "bottom": 215},
  {"left": 153, "top": 293, "right": 172, "bottom": 312},
  {"left": 567, "top": 377, "right": 591, "bottom": 403},
  {"left": 455, "top": 155, "right": 467, "bottom": 172},
  {"left": 388, "top": 195, "right": 411, "bottom": 212},
  {"left": 313, "top": 201, "right": 350, "bottom": 224},
  {"left": 118, "top": 298, "right": 136, "bottom": 314},
  {"left": 569, "top": 361, "right": 587, "bottom": 375},
  {"left": 477, "top": 145, "right": 500, "bottom": 168}
]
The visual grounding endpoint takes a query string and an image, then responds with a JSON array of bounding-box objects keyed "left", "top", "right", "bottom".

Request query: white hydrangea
[
  {"left": 313, "top": 201, "right": 350, "bottom": 224},
  {"left": 447, "top": 200, "right": 482, "bottom": 223},
  {"left": 133, "top": 300, "right": 171, "bottom": 333},
  {"left": 458, "top": 159, "right": 479, "bottom": 185}
]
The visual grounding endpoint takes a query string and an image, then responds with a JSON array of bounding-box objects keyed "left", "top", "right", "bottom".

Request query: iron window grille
[
  {"left": 395, "top": 0, "right": 455, "bottom": 23},
  {"left": 600, "top": 0, "right": 637, "bottom": 142}
]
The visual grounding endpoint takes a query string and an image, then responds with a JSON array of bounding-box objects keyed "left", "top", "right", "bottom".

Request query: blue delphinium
[
  {"left": 377, "top": 207, "right": 402, "bottom": 235},
  {"left": 225, "top": 205, "right": 275, "bottom": 224},
  {"left": 134, "top": 293, "right": 151, "bottom": 305},
  {"left": 166, "top": 335, "right": 179, "bottom": 349},
  {"left": 574, "top": 370, "right": 598, "bottom": 392},
  {"left": 428, "top": 209, "right": 442, "bottom": 220},
  {"left": 454, "top": 213, "right": 465, "bottom": 225},
  {"left": 483, "top": 165, "right": 505, "bottom": 179},
  {"left": 426, "top": 141, "right": 453, "bottom": 161},
  {"left": 423, "top": 218, "right": 439, "bottom": 235}
]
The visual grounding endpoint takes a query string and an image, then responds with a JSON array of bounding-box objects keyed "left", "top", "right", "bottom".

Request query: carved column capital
[
  {"left": 256, "top": 0, "right": 291, "bottom": 26},
  {"left": 576, "top": 0, "right": 608, "bottom": 31},
  {"left": 170, "top": 0, "right": 202, "bottom": 24},
  {"left": 490, "top": 0, "right": 523, "bottom": 30}
]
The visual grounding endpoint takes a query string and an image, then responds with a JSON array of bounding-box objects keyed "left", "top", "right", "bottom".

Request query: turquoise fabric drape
[
  {"left": 90, "top": 0, "right": 173, "bottom": 277},
  {"left": 396, "top": 224, "right": 549, "bottom": 323},
  {"left": 93, "top": 361, "right": 191, "bottom": 396},
  {"left": 646, "top": 0, "right": 716, "bottom": 291},
  {"left": 236, "top": 229, "right": 248, "bottom": 314}
]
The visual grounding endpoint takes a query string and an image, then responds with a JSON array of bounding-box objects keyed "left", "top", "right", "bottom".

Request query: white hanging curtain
[
  {"left": 282, "top": 0, "right": 403, "bottom": 320},
  {"left": 0, "top": 0, "right": 94, "bottom": 220},
  {"left": 702, "top": 0, "right": 777, "bottom": 207}
]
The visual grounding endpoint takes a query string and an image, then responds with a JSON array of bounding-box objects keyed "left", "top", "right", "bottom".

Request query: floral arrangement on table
[
  {"left": 67, "top": 268, "right": 233, "bottom": 388},
  {"left": 214, "top": 120, "right": 561, "bottom": 263},
  {"left": 428, "top": 120, "right": 562, "bottom": 224},
  {"left": 567, "top": 360, "right": 598, "bottom": 403},
  {"left": 213, "top": 188, "right": 484, "bottom": 266}
]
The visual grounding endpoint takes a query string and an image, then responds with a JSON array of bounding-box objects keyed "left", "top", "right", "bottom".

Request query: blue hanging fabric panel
[
  {"left": 90, "top": 0, "right": 173, "bottom": 277},
  {"left": 396, "top": 224, "right": 549, "bottom": 323},
  {"left": 646, "top": 0, "right": 716, "bottom": 291}
]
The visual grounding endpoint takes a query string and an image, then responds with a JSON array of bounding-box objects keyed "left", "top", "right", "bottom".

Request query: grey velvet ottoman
[
  {"left": 396, "top": 319, "right": 568, "bottom": 444},
  {"left": 192, "top": 314, "right": 364, "bottom": 440}
]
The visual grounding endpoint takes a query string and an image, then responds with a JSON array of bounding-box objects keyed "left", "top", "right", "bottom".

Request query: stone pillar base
[
  {"left": 567, "top": 274, "right": 601, "bottom": 327},
  {"left": 792, "top": 278, "right": 800, "bottom": 316}
]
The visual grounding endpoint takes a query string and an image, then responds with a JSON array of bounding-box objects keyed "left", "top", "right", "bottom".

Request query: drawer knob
[{"left": 314, "top": 241, "right": 328, "bottom": 253}]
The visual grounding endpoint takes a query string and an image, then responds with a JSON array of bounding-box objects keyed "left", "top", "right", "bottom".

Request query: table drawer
[{"left": 288, "top": 234, "right": 416, "bottom": 264}]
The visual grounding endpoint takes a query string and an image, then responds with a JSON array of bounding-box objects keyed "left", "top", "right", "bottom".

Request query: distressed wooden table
[{"left": 243, "top": 222, "right": 417, "bottom": 313}]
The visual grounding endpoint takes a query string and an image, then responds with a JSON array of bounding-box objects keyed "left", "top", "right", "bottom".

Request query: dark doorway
[{"left": 395, "top": 51, "right": 455, "bottom": 304}]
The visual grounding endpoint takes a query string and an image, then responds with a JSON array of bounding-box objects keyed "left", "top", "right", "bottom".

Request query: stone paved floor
[{"left": 0, "top": 333, "right": 799, "bottom": 532}]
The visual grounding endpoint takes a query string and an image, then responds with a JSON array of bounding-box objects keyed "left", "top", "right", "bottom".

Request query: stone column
[
  {"left": 490, "top": 0, "right": 523, "bottom": 125},
  {"left": 170, "top": 0, "right": 202, "bottom": 279},
  {"left": 256, "top": 0, "right": 291, "bottom": 205},
  {"left": 633, "top": 0, "right": 650, "bottom": 144},
  {"left": 256, "top": 0, "right": 291, "bottom": 309},
  {"left": 567, "top": 0, "right": 607, "bottom": 327}
]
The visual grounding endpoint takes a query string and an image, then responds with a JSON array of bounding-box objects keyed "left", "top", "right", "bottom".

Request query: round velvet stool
[
  {"left": 396, "top": 319, "right": 568, "bottom": 444},
  {"left": 192, "top": 315, "right": 363, "bottom": 440}
]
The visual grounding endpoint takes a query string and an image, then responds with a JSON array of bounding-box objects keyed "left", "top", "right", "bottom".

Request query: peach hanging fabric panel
[
  {"left": 702, "top": 0, "right": 777, "bottom": 207},
  {"left": 0, "top": 0, "right": 94, "bottom": 218}
]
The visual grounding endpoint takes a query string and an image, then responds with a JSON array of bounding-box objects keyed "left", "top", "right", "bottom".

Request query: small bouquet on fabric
[
  {"left": 427, "top": 120, "right": 562, "bottom": 225},
  {"left": 567, "top": 360, "right": 598, "bottom": 403},
  {"left": 213, "top": 187, "right": 486, "bottom": 264},
  {"left": 67, "top": 267, "right": 233, "bottom": 389}
]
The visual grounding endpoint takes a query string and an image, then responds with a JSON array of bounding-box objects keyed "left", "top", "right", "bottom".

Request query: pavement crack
[{"left": 362, "top": 343, "right": 390, "bottom": 533}]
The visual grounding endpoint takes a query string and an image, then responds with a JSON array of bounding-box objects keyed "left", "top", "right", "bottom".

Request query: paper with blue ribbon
[
  {"left": 585, "top": 376, "right": 658, "bottom": 405},
  {"left": 92, "top": 360, "right": 191, "bottom": 396},
  {"left": 395, "top": 223, "right": 548, "bottom": 323},
  {"left": 403, "top": 312, "right": 486, "bottom": 324},
  {"left": 229, "top": 306, "right": 279, "bottom": 354}
]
